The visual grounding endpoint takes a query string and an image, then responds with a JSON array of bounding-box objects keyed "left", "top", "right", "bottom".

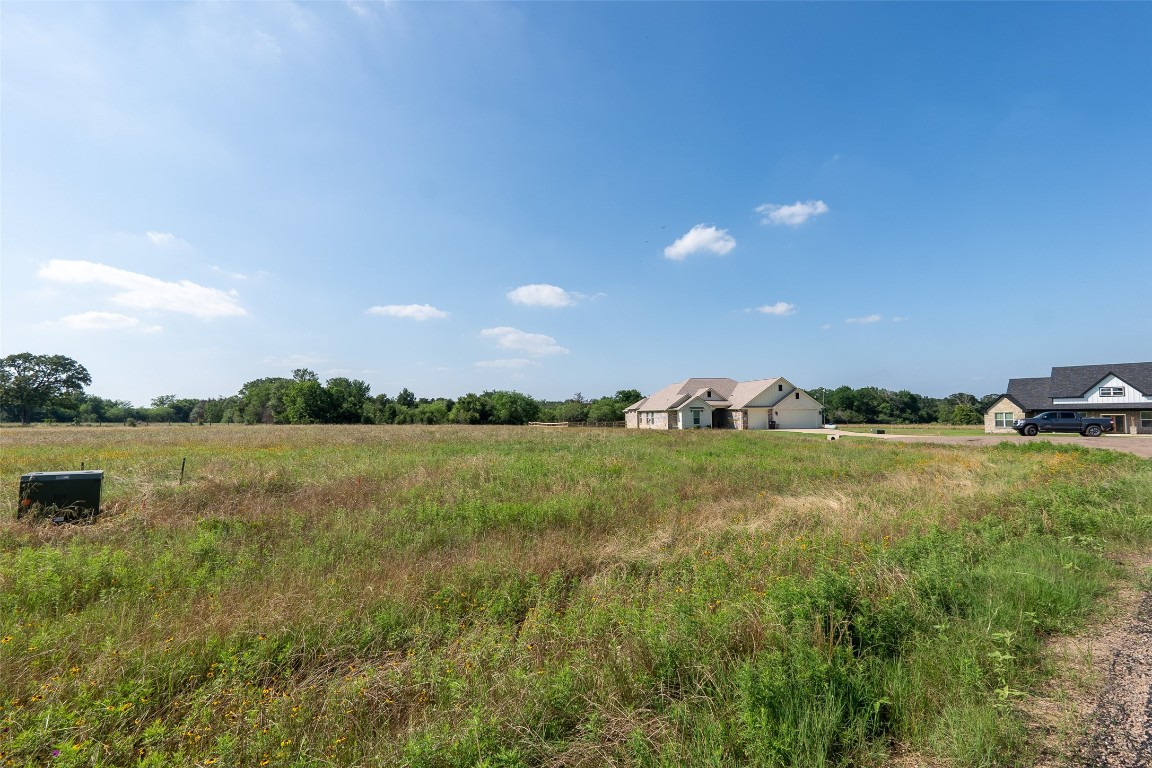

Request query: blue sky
[{"left": 3, "top": 2, "right": 1150, "bottom": 405}]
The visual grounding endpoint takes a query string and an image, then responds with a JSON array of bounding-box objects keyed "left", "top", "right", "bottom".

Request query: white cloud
[
  {"left": 891, "top": 316, "right": 909, "bottom": 323},
  {"left": 755, "top": 302, "right": 796, "bottom": 316},
  {"left": 846, "top": 314, "right": 883, "bottom": 324},
  {"left": 756, "top": 200, "right": 830, "bottom": 227},
  {"left": 366, "top": 304, "right": 448, "bottom": 320},
  {"left": 474, "top": 359, "right": 536, "bottom": 369},
  {"left": 821, "top": 323, "right": 833, "bottom": 330},
  {"left": 56, "top": 311, "right": 161, "bottom": 333},
  {"left": 507, "top": 284, "right": 575, "bottom": 308},
  {"left": 37, "top": 260, "right": 246, "bottom": 318},
  {"left": 663, "top": 224, "right": 736, "bottom": 261},
  {"left": 480, "top": 326, "right": 568, "bottom": 356},
  {"left": 147, "top": 231, "right": 176, "bottom": 246}
]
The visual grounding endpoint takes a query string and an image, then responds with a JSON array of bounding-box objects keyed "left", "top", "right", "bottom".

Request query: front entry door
[{"left": 1106, "top": 414, "right": 1127, "bottom": 433}]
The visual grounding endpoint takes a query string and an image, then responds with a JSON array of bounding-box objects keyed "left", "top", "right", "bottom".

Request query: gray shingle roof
[
  {"left": 1050, "top": 362, "right": 1152, "bottom": 397},
  {"left": 1005, "top": 377, "right": 1053, "bottom": 411}
]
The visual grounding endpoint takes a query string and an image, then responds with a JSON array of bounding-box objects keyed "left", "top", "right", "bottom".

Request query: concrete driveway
[{"left": 787, "top": 429, "right": 1152, "bottom": 459}]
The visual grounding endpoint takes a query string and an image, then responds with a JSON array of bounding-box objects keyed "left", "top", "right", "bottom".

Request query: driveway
[{"left": 787, "top": 430, "right": 1152, "bottom": 459}]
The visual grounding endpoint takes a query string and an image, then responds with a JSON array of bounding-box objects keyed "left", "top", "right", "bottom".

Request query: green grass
[{"left": 1, "top": 425, "right": 1150, "bottom": 767}]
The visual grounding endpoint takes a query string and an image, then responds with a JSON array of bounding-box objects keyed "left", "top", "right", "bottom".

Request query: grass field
[{"left": 2, "top": 425, "right": 1150, "bottom": 767}]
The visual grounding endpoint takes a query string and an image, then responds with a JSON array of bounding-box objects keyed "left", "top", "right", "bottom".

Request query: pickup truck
[{"left": 1013, "top": 411, "right": 1114, "bottom": 437}]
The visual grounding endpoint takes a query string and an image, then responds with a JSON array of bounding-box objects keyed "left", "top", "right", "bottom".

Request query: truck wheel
[
  {"left": 1023, "top": 424, "right": 1038, "bottom": 437},
  {"left": 1084, "top": 424, "right": 1102, "bottom": 437}
]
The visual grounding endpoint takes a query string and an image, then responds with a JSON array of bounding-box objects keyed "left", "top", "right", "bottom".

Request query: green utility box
[{"left": 18, "top": 470, "right": 103, "bottom": 522}]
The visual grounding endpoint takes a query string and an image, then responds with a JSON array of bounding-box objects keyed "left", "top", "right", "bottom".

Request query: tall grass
[{"left": 1, "top": 425, "right": 1149, "bottom": 767}]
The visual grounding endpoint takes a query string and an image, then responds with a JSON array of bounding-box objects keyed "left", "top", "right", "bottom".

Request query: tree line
[
  {"left": 806, "top": 386, "right": 1000, "bottom": 426},
  {"left": 0, "top": 354, "right": 643, "bottom": 426},
  {"left": 3, "top": 352, "right": 999, "bottom": 426}
]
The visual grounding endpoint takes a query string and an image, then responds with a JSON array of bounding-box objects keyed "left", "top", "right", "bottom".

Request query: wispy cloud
[
  {"left": 346, "top": 1, "right": 372, "bottom": 18},
  {"left": 507, "top": 284, "right": 576, "bottom": 308},
  {"left": 663, "top": 224, "right": 736, "bottom": 261},
  {"left": 846, "top": 314, "right": 883, "bottom": 324},
  {"left": 147, "top": 231, "right": 177, "bottom": 246},
  {"left": 756, "top": 200, "right": 829, "bottom": 227},
  {"left": 366, "top": 304, "right": 448, "bottom": 320},
  {"left": 37, "top": 259, "right": 246, "bottom": 318},
  {"left": 56, "top": 311, "right": 162, "bottom": 333},
  {"left": 754, "top": 302, "right": 796, "bottom": 316},
  {"left": 474, "top": 359, "right": 537, "bottom": 369},
  {"left": 480, "top": 327, "right": 568, "bottom": 356},
  {"left": 891, "top": 316, "right": 909, "bottom": 323}
]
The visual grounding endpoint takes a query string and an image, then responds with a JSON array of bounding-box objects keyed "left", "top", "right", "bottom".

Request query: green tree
[
  {"left": 450, "top": 393, "right": 488, "bottom": 424},
  {"left": 325, "top": 377, "right": 371, "bottom": 423},
  {"left": 414, "top": 399, "right": 452, "bottom": 424},
  {"left": 0, "top": 353, "right": 92, "bottom": 425},
  {"left": 556, "top": 394, "right": 589, "bottom": 423},
  {"left": 238, "top": 378, "right": 293, "bottom": 424},
  {"left": 587, "top": 397, "right": 625, "bottom": 423},
  {"left": 395, "top": 388, "right": 417, "bottom": 409},
  {"left": 282, "top": 379, "right": 334, "bottom": 424},
  {"left": 146, "top": 395, "right": 198, "bottom": 423},
  {"left": 614, "top": 389, "right": 643, "bottom": 406},
  {"left": 944, "top": 403, "right": 983, "bottom": 425},
  {"left": 482, "top": 390, "right": 540, "bottom": 425}
]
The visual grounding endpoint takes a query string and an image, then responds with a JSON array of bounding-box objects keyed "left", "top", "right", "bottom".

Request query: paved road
[{"left": 788, "top": 430, "right": 1152, "bottom": 459}]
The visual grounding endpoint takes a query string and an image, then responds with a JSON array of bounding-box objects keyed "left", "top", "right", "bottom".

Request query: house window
[
  {"left": 692, "top": 409, "right": 701, "bottom": 427},
  {"left": 1100, "top": 387, "right": 1125, "bottom": 397},
  {"left": 778, "top": 384, "right": 783, "bottom": 391},
  {"left": 706, "top": 390, "right": 712, "bottom": 398},
  {"left": 1142, "top": 411, "right": 1152, "bottom": 429},
  {"left": 795, "top": 392, "right": 800, "bottom": 399},
  {"left": 994, "top": 412, "right": 1014, "bottom": 428}
]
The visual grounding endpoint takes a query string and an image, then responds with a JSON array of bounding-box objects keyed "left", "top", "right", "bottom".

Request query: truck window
[{"left": 1059, "top": 412, "right": 1075, "bottom": 419}]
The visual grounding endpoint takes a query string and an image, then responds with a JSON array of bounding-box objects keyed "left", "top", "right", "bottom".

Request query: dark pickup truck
[{"left": 1013, "top": 411, "right": 1114, "bottom": 437}]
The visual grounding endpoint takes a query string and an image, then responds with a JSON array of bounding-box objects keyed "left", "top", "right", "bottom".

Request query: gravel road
[
  {"left": 1082, "top": 587, "right": 1152, "bottom": 766},
  {"left": 810, "top": 431, "right": 1152, "bottom": 460}
]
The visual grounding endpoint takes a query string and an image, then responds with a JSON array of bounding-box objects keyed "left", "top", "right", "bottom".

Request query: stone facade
[{"left": 984, "top": 397, "right": 1025, "bottom": 434}]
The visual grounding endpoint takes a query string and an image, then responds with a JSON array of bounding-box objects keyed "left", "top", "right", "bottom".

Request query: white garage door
[{"left": 773, "top": 408, "right": 821, "bottom": 429}]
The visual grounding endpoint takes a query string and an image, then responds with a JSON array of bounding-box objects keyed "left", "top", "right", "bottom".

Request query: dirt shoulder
[{"left": 1025, "top": 552, "right": 1152, "bottom": 767}]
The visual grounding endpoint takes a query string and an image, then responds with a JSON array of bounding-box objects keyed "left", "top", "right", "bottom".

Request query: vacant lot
[{"left": 2, "top": 426, "right": 1150, "bottom": 767}]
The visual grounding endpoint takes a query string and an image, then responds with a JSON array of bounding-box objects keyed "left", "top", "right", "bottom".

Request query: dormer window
[
  {"left": 778, "top": 384, "right": 783, "bottom": 391},
  {"left": 706, "top": 390, "right": 712, "bottom": 398},
  {"left": 1101, "top": 386, "right": 1125, "bottom": 397}
]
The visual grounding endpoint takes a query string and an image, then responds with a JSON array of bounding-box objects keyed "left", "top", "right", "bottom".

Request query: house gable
[
  {"left": 1052, "top": 372, "right": 1152, "bottom": 406},
  {"left": 729, "top": 378, "right": 787, "bottom": 409},
  {"left": 1050, "top": 362, "right": 1152, "bottom": 398}
]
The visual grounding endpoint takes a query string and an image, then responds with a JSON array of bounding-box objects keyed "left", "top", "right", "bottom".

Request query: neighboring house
[
  {"left": 624, "top": 377, "right": 823, "bottom": 430},
  {"left": 984, "top": 362, "right": 1152, "bottom": 434}
]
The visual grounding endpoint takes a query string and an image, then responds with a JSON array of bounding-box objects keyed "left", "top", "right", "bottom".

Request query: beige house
[
  {"left": 625, "top": 377, "right": 823, "bottom": 430},
  {"left": 985, "top": 362, "right": 1152, "bottom": 435}
]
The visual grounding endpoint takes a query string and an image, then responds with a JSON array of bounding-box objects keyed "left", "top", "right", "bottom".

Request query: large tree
[{"left": 0, "top": 353, "right": 92, "bottom": 425}]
